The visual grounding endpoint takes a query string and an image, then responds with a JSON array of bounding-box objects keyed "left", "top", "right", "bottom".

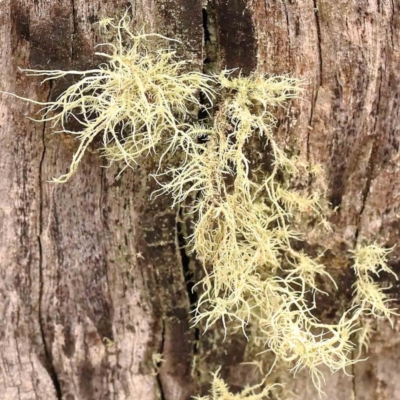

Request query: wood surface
[{"left": 0, "top": 1, "right": 399, "bottom": 399}]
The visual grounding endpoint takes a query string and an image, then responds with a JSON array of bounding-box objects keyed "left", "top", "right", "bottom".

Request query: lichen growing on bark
[
  {"left": 1, "top": 10, "right": 398, "bottom": 398},
  {"left": 194, "top": 370, "right": 279, "bottom": 400}
]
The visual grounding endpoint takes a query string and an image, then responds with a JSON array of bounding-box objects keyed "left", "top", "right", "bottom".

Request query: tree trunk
[{"left": 0, "top": 1, "right": 399, "bottom": 399}]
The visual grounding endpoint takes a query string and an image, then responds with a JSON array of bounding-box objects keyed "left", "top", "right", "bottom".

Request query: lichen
[
  {"left": 3, "top": 13, "right": 214, "bottom": 183},
  {"left": 1, "top": 10, "right": 398, "bottom": 398},
  {"left": 194, "top": 370, "right": 279, "bottom": 400}
]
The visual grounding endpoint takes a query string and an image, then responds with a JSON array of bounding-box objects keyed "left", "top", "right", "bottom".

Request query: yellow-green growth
[
  {"left": 158, "top": 69, "right": 396, "bottom": 390},
  {"left": 3, "top": 13, "right": 214, "bottom": 182},
  {"left": 194, "top": 370, "right": 279, "bottom": 400},
  {"left": 2, "top": 11, "right": 398, "bottom": 396},
  {"left": 151, "top": 352, "right": 165, "bottom": 376},
  {"left": 351, "top": 244, "right": 398, "bottom": 323}
]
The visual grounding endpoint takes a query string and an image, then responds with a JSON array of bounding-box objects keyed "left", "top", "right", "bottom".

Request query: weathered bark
[{"left": 0, "top": 1, "right": 399, "bottom": 399}]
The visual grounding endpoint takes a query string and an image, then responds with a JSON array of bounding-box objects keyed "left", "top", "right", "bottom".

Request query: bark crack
[
  {"left": 390, "top": 0, "right": 395, "bottom": 48},
  {"left": 98, "top": 167, "right": 117, "bottom": 395},
  {"left": 71, "top": 0, "right": 77, "bottom": 61},
  {"left": 355, "top": 65, "right": 383, "bottom": 243},
  {"left": 29, "top": 354, "right": 41, "bottom": 400},
  {"left": 38, "top": 81, "right": 62, "bottom": 400},
  {"left": 354, "top": 142, "right": 375, "bottom": 243},
  {"left": 373, "top": 66, "right": 383, "bottom": 133},
  {"left": 177, "top": 208, "right": 199, "bottom": 359},
  {"left": 201, "top": 2, "right": 218, "bottom": 74},
  {"left": 307, "top": 86, "right": 315, "bottom": 167},
  {"left": 281, "top": 0, "right": 291, "bottom": 63},
  {"left": 313, "top": 0, "right": 323, "bottom": 86},
  {"left": 156, "top": 319, "right": 166, "bottom": 400},
  {"left": 307, "top": 1, "right": 323, "bottom": 185},
  {"left": 352, "top": 358, "right": 357, "bottom": 400}
]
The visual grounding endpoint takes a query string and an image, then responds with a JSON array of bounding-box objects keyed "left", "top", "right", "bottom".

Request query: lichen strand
[
  {"left": 194, "top": 370, "right": 279, "bottom": 400},
  {"left": 7, "top": 13, "right": 214, "bottom": 183},
  {"left": 156, "top": 70, "right": 398, "bottom": 391},
  {"left": 2, "top": 12, "right": 398, "bottom": 398}
]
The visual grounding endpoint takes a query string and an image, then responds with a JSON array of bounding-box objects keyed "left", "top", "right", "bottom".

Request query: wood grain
[{"left": 0, "top": 0, "right": 399, "bottom": 399}]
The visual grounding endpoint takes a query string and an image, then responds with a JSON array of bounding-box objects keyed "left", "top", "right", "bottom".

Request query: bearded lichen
[
  {"left": 3, "top": 14, "right": 214, "bottom": 182},
  {"left": 194, "top": 369, "right": 280, "bottom": 400},
  {"left": 2, "top": 11, "right": 398, "bottom": 399}
]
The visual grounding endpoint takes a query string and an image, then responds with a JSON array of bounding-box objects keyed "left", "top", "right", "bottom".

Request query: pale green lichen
[
  {"left": 351, "top": 244, "right": 398, "bottom": 324},
  {"left": 3, "top": 13, "right": 214, "bottom": 182},
  {"left": 2, "top": 11, "right": 398, "bottom": 398},
  {"left": 194, "top": 370, "right": 279, "bottom": 400},
  {"left": 151, "top": 352, "right": 165, "bottom": 376}
]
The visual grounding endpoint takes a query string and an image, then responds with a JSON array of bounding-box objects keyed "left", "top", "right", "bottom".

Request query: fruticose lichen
[
  {"left": 2, "top": 11, "right": 398, "bottom": 399},
  {"left": 194, "top": 370, "right": 280, "bottom": 400}
]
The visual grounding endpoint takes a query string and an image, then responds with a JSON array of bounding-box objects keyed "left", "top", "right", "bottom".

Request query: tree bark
[{"left": 0, "top": 1, "right": 399, "bottom": 399}]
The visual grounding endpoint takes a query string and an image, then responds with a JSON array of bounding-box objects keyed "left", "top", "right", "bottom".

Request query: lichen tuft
[{"left": 1, "top": 10, "right": 398, "bottom": 398}]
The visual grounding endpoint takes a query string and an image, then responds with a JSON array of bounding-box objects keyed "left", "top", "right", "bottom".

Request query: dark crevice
[
  {"left": 307, "top": 1, "right": 323, "bottom": 190},
  {"left": 127, "top": 3, "right": 134, "bottom": 19},
  {"left": 198, "top": 7, "right": 215, "bottom": 121},
  {"left": 313, "top": 0, "right": 323, "bottom": 86},
  {"left": 176, "top": 209, "right": 200, "bottom": 357},
  {"left": 38, "top": 243, "right": 62, "bottom": 400},
  {"left": 71, "top": 0, "right": 77, "bottom": 61},
  {"left": 306, "top": 85, "right": 318, "bottom": 189},
  {"left": 202, "top": 8, "right": 211, "bottom": 45},
  {"left": 355, "top": 66, "right": 383, "bottom": 243},
  {"left": 156, "top": 319, "right": 166, "bottom": 400},
  {"left": 373, "top": 66, "right": 383, "bottom": 133},
  {"left": 98, "top": 167, "right": 116, "bottom": 354},
  {"left": 354, "top": 142, "right": 376, "bottom": 243},
  {"left": 38, "top": 81, "right": 62, "bottom": 400},
  {"left": 177, "top": 216, "right": 196, "bottom": 306},
  {"left": 201, "top": 2, "right": 218, "bottom": 74},
  {"left": 198, "top": 91, "right": 213, "bottom": 123},
  {"left": 202, "top": 7, "right": 211, "bottom": 70},
  {"left": 307, "top": 87, "right": 315, "bottom": 159},
  {"left": 182, "top": 4, "right": 218, "bottom": 362}
]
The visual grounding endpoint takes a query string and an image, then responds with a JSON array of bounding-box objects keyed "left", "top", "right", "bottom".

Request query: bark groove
[{"left": 0, "top": 1, "right": 399, "bottom": 399}]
